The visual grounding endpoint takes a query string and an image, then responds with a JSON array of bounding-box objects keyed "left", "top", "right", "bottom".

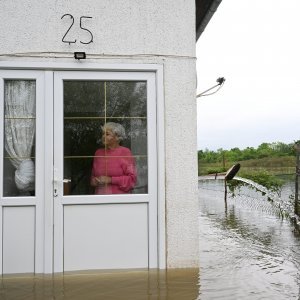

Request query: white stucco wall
[
  {"left": 0, "top": 0, "right": 199, "bottom": 268},
  {"left": 0, "top": 0, "right": 195, "bottom": 57}
]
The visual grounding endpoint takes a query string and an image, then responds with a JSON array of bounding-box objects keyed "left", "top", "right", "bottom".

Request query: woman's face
[{"left": 102, "top": 129, "right": 119, "bottom": 148}]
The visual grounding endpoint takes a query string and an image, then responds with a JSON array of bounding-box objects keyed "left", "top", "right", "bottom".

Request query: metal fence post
[{"left": 295, "top": 144, "right": 300, "bottom": 216}]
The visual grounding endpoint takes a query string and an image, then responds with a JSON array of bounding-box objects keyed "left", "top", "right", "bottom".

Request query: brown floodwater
[{"left": 0, "top": 268, "right": 199, "bottom": 300}]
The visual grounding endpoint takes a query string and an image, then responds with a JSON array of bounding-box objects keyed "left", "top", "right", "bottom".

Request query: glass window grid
[{"left": 63, "top": 80, "right": 148, "bottom": 195}]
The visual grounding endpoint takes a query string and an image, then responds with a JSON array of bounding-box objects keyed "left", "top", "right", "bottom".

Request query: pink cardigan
[{"left": 91, "top": 146, "right": 137, "bottom": 194}]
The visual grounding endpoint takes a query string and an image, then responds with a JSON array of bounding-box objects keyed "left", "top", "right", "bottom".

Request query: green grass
[
  {"left": 198, "top": 156, "right": 296, "bottom": 176},
  {"left": 199, "top": 156, "right": 297, "bottom": 194}
]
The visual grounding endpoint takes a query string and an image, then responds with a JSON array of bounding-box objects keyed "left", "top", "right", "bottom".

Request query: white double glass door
[{"left": 0, "top": 69, "right": 158, "bottom": 274}]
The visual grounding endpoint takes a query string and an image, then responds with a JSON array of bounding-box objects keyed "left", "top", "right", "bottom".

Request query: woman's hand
[
  {"left": 95, "top": 176, "right": 112, "bottom": 186},
  {"left": 100, "top": 176, "right": 112, "bottom": 184}
]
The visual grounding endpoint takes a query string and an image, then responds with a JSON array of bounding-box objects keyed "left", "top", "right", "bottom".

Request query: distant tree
[
  {"left": 226, "top": 147, "right": 242, "bottom": 161},
  {"left": 198, "top": 141, "right": 296, "bottom": 165},
  {"left": 257, "top": 143, "right": 273, "bottom": 158},
  {"left": 241, "top": 147, "right": 256, "bottom": 160}
]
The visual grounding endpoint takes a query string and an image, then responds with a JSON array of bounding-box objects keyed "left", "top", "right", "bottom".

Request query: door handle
[
  {"left": 53, "top": 168, "right": 72, "bottom": 197},
  {"left": 53, "top": 168, "right": 60, "bottom": 197}
]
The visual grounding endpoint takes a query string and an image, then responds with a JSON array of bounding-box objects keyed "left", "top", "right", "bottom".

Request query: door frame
[
  {"left": 0, "top": 61, "right": 166, "bottom": 273},
  {"left": 0, "top": 69, "right": 45, "bottom": 274},
  {"left": 53, "top": 70, "right": 158, "bottom": 272}
]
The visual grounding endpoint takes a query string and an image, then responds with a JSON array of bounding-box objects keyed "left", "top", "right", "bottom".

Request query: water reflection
[
  {"left": 198, "top": 179, "right": 300, "bottom": 300},
  {"left": 0, "top": 269, "right": 199, "bottom": 300}
]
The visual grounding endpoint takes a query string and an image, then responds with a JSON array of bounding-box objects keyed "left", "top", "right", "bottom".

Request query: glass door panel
[
  {"left": 3, "top": 80, "right": 36, "bottom": 197},
  {"left": 0, "top": 70, "right": 45, "bottom": 275},
  {"left": 54, "top": 71, "right": 157, "bottom": 272},
  {"left": 63, "top": 80, "right": 148, "bottom": 196}
]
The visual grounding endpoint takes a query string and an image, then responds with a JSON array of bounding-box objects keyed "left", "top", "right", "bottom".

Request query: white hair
[{"left": 102, "top": 122, "right": 126, "bottom": 141}]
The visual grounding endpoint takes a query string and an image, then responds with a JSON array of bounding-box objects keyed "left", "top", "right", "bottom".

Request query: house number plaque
[{"left": 61, "top": 14, "right": 93, "bottom": 45}]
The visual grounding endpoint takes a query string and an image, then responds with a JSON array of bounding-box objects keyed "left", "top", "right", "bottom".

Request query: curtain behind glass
[{"left": 4, "top": 80, "right": 36, "bottom": 194}]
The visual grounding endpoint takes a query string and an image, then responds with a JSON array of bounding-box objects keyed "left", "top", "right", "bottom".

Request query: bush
[
  {"left": 227, "top": 169, "right": 284, "bottom": 197},
  {"left": 239, "top": 169, "right": 283, "bottom": 191}
]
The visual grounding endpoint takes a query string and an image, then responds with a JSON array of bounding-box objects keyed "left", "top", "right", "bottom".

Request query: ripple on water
[{"left": 198, "top": 181, "right": 300, "bottom": 300}]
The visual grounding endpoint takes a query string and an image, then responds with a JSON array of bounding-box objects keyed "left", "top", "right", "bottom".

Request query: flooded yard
[
  {"left": 1, "top": 177, "right": 300, "bottom": 299},
  {"left": 198, "top": 177, "right": 300, "bottom": 299}
]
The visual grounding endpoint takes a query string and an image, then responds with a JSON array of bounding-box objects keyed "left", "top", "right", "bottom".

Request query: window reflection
[{"left": 63, "top": 81, "right": 148, "bottom": 195}]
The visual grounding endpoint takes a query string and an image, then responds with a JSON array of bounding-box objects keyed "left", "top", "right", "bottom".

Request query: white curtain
[{"left": 4, "top": 80, "right": 36, "bottom": 192}]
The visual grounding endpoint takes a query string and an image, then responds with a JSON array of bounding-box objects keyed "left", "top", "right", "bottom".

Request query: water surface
[
  {"left": 0, "top": 269, "right": 199, "bottom": 300},
  {"left": 1, "top": 178, "right": 299, "bottom": 299},
  {"left": 198, "top": 178, "right": 300, "bottom": 300}
]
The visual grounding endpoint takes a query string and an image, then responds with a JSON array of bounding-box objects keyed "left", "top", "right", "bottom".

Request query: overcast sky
[{"left": 196, "top": 0, "right": 300, "bottom": 151}]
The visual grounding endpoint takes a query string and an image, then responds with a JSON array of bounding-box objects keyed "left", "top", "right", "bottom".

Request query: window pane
[
  {"left": 63, "top": 81, "right": 148, "bottom": 195},
  {"left": 106, "top": 81, "right": 147, "bottom": 117},
  {"left": 64, "top": 81, "right": 105, "bottom": 117},
  {"left": 3, "top": 80, "right": 36, "bottom": 197}
]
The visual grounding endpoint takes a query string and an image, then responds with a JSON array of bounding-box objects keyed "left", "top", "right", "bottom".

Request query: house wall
[{"left": 0, "top": 0, "right": 199, "bottom": 268}]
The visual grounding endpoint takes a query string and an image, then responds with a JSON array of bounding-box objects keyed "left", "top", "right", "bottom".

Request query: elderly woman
[{"left": 90, "top": 122, "right": 137, "bottom": 194}]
